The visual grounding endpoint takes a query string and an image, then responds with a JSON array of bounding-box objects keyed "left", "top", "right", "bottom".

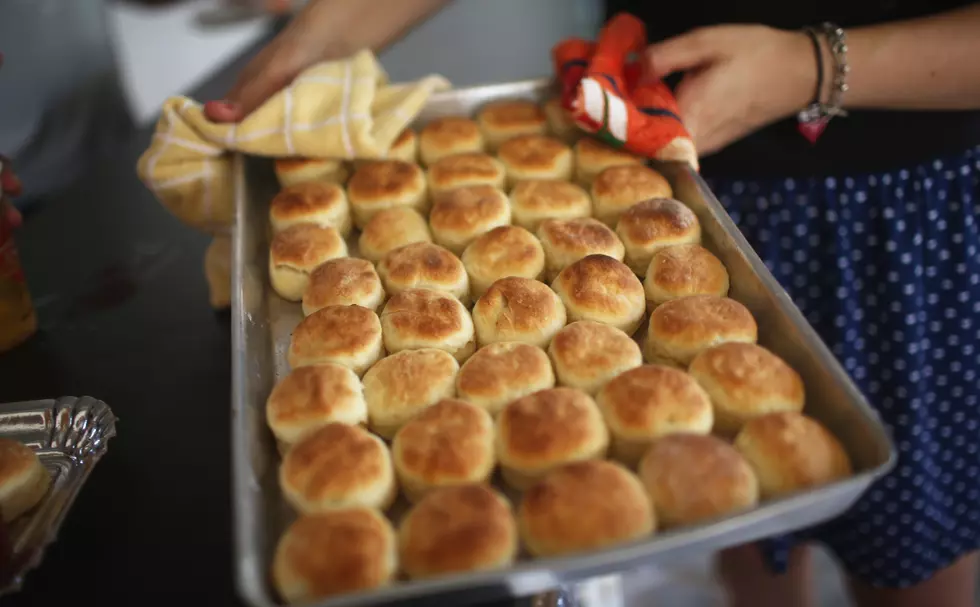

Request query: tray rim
[{"left": 230, "top": 77, "right": 897, "bottom": 607}]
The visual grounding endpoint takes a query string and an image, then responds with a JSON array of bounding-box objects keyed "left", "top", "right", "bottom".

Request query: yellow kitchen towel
[{"left": 137, "top": 50, "right": 451, "bottom": 232}]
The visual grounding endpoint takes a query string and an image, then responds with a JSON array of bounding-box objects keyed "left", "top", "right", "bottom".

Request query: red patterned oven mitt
[{"left": 552, "top": 12, "right": 698, "bottom": 170}]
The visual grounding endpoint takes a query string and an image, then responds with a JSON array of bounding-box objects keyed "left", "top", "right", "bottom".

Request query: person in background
[{"left": 208, "top": 1, "right": 980, "bottom": 606}]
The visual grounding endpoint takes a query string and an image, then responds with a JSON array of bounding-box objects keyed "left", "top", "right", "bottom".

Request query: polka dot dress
[{"left": 710, "top": 145, "right": 980, "bottom": 588}]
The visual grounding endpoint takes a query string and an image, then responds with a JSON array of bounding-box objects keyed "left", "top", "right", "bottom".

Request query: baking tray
[
  {"left": 0, "top": 396, "right": 116, "bottom": 595},
  {"left": 231, "top": 78, "right": 896, "bottom": 607}
]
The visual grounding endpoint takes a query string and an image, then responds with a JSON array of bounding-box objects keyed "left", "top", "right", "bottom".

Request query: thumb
[{"left": 644, "top": 27, "right": 727, "bottom": 80}]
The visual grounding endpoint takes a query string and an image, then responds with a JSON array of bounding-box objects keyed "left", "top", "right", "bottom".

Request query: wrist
[{"left": 782, "top": 29, "right": 822, "bottom": 119}]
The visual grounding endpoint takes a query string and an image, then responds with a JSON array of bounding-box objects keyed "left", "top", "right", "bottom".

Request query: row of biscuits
[
  {"left": 267, "top": 355, "right": 851, "bottom": 603},
  {"left": 263, "top": 98, "right": 852, "bottom": 603}
]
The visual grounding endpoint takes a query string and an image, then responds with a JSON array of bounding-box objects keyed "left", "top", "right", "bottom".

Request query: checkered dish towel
[{"left": 136, "top": 50, "right": 450, "bottom": 307}]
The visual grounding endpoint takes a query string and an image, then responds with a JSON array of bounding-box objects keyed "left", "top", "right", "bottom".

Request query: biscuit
[
  {"left": 429, "top": 185, "right": 512, "bottom": 256},
  {"left": 358, "top": 207, "right": 432, "bottom": 264},
  {"left": 269, "top": 225, "right": 348, "bottom": 301},
  {"left": 377, "top": 241, "right": 470, "bottom": 305},
  {"left": 419, "top": 117, "right": 485, "bottom": 166},
  {"left": 597, "top": 364, "right": 713, "bottom": 467},
  {"left": 638, "top": 434, "right": 758, "bottom": 528},
  {"left": 380, "top": 288, "right": 475, "bottom": 362},
  {"left": 496, "top": 135, "right": 573, "bottom": 187},
  {"left": 617, "top": 198, "right": 701, "bottom": 275},
  {"left": 269, "top": 181, "right": 352, "bottom": 236},
  {"left": 509, "top": 179, "right": 592, "bottom": 232},
  {"left": 472, "top": 277, "right": 567, "bottom": 349},
  {"left": 288, "top": 305, "right": 383, "bottom": 375},
  {"left": 455, "top": 342, "right": 555, "bottom": 416},
  {"left": 0, "top": 438, "right": 50, "bottom": 522},
  {"left": 266, "top": 364, "right": 367, "bottom": 447},
  {"left": 362, "top": 348, "right": 460, "bottom": 439},
  {"left": 399, "top": 485, "right": 517, "bottom": 579},
  {"left": 548, "top": 320, "right": 642, "bottom": 396},
  {"left": 689, "top": 342, "right": 805, "bottom": 437},
  {"left": 537, "top": 217, "right": 625, "bottom": 281},
  {"left": 551, "top": 254, "right": 646, "bottom": 335},
  {"left": 495, "top": 387, "right": 608, "bottom": 490},
  {"left": 347, "top": 160, "right": 428, "bottom": 228},
  {"left": 461, "top": 225, "right": 546, "bottom": 299},
  {"left": 392, "top": 399, "right": 495, "bottom": 503},
  {"left": 645, "top": 244, "right": 730, "bottom": 308},
  {"left": 592, "top": 165, "right": 674, "bottom": 227},
  {"left": 426, "top": 152, "right": 506, "bottom": 196},
  {"left": 734, "top": 412, "right": 852, "bottom": 498},
  {"left": 518, "top": 460, "right": 654, "bottom": 557},
  {"left": 573, "top": 138, "right": 642, "bottom": 187},
  {"left": 302, "top": 258, "right": 385, "bottom": 316},
  {"left": 544, "top": 97, "right": 579, "bottom": 143},
  {"left": 477, "top": 100, "right": 547, "bottom": 151},
  {"left": 645, "top": 295, "right": 758, "bottom": 367},
  {"left": 274, "top": 157, "right": 349, "bottom": 188},
  {"left": 272, "top": 509, "right": 396, "bottom": 603}
]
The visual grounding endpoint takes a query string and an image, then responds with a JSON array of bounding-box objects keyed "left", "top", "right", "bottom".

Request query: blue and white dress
[{"left": 710, "top": 144, "right": 980, "bottom": 588}]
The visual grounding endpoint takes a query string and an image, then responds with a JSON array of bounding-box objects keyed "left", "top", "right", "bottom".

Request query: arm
[
  {"left": 843, "top": 3, "right": 980, "bottom": 110},
  {"left": 207, "top": 0, "right": 452, "bottom": 122}
]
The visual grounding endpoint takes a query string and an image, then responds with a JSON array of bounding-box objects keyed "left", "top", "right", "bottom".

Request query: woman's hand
[
  {"left": 645, "top": 25, "right": 817, "bottom": 156},
  {"left": 206, "top": 1, "right": 346, "bottom": 122}
]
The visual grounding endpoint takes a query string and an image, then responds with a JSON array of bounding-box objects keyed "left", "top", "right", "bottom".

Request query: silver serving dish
[
  {"left": 231, "top": 78, "right": 895, "bottom": 607},
  {"left": 0, "top": 396, "right": 116, "bottom": 595}
]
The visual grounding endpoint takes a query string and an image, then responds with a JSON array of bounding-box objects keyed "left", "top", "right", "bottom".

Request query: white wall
[{"left": 380, "top": 0, "right": 603, "bottom": 86}]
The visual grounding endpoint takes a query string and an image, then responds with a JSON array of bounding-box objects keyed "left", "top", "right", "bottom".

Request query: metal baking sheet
[
  {"left": 231, "top": 78, "right": 896, "bottom": 607},
  {"left": 0, "top": 396, "right": 116, "bottom": 595}
]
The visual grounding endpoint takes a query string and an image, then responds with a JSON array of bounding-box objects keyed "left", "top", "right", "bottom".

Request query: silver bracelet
[{"left": 797, "top": 22, "right": 849, "bottom": 141}]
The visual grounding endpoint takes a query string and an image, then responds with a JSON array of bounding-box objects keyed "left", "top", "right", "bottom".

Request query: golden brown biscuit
[
  {"left": 456, "top": 342, "right": 555, "bottom": 416},
  {"left": 548, "top": 320, "right": 642, "bottom": 396},
  {"left": 288, "top": 305, "right": 383, "bottom": 375},
  {"left": 376, "top": 242, "right": 470, "bottom": 304},
  {"left": 279, "top": 423, "right": 396, "bottom": 513},
  {"left": 689, "top": 342, "right": 805, "bottom": 437},
  {"left": 645, "top": 244, "right": 730, "bottom": 308},
  {"left": 428, "top": 185, "right": 512, "bottom": 255},
  {"left": 573, "top": 138, "right": 642, "bottom": 187},
  {"left": 597, "top": 364, "right": 713, "bottom": 467},
  {"left": 638, "top": 434, "right": 758, "bottom": 528},
  {"left": 544, "top": 97, "right": 579, "bottom": 143},
  {"left": 266, "top": 364, "right": 367, "bottom": 447},
  {"left": 358, "top": 207, "right": 433, "bottom": 264},
  {"left": 477, "top": 100, "right": 548, "bottom": 151},
  {"left": 592, "top": 165, "right": 674, "bottom": 228},
  {"left": 380, "top": 288, "right": 475, "bottom": 362},
  {"left": 509, "top": 179, "right": 592, "bottom": 232},
  {"left": 497, "top": 135, "right": 573, "bottom": 187},
  {"left": 302, "top": 258, "right": 385, "bottom": 316},
  {"left": 518, "top": 460, "right": 654, "bottom": 558},
  {"left": 353, "top": 129, "right": 418, "bottom": 167},
  {"left": 0, "top": 438, "right": 50, "bottom": 522},
  {"left": 392, "top": 399, "right": 495, "bottom": 503},
  {"left": 472, "top": 277, "right": 567, "bottom": 349},
  {"left": 362, "top": 348, "right": 460, "bottom": 439},
  {"left": 645, "top": 295, "right": 758, "bottom": 367},
  {"left": 426, "top": 152, "right": 506, "bottom": 196},
  {"left": 734, "top": 412, "right": 852, "bottom": 498},
  {"left": 551, "top": 254, "right": 646, "bottom": 335},
  {"left": 537, "top": 217, "right": 626, "bottom": 281},
  {"left": 399, "top": 484, "right": 517, "bottom": 579},
  {"left": 617, "top": 198, "right": 701, "bottom": 275},
  {"left": 269, "top": 225, "right": 348, "bottom": 301},
  {"left": 495, "top": 387, "right": 608, "bottom": 490},
  {"left": 347, "top": 160, "right": 428, "bottom": 228},
  {"left": 272, "top": 509, "right": 396, "bottom": 603},
  {"left": 274, "top": 157, "right": 349, "bottom": 188},
  {"left": 419, "top": 117, "right": 485, "bottom": 166},
  {"left": 462, "top": 225, "right": 546, "bottom": 299},
  {"left": 269, "top": 181, "right": 352, "bottom": 236}
]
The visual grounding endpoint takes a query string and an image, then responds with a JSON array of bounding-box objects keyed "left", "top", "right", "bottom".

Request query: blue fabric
[{"left": 708, "top": 145, "right": 980, "bottom": 588}]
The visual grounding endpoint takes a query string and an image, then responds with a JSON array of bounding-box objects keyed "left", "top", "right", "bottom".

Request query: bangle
[{"left": 797, "top": 22, "right": 849, "bottom": 143}]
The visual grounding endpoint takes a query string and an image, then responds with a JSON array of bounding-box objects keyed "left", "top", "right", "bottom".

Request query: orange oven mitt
[{"left": 552, "top": 12, "right": 698, "bottom": 170}]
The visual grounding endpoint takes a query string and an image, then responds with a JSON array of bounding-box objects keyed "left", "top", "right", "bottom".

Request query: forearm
[
  {"left": 297, "top": 0, "right": 452, "bottom": 58},
  {"left": 841, "top": 3, "right": 980, "bottom": 110}
]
